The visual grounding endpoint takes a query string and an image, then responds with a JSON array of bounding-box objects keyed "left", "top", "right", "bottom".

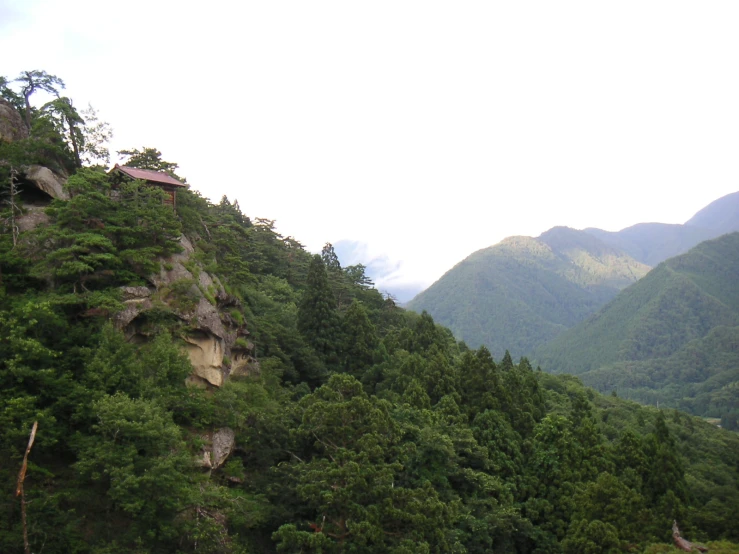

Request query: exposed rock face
[
  {"left": 231, "top": 341, "right": 260, "bottom": 377},
  {"left": 23, "top": 165, "right": 70, "bottom": 201},
  {"left": 211, "top": 428, "right": 236, "bottom": 468},
  {"left": 197, "top": 427, "right": 236, "bottom": 470},
  {"left": 195, "top": 296, "right": 227, "bottom": 342},
  {"left": 120, "top": 286, "right": 152, "bottom": 301},
  {"left": 114, "top": 292, "right": 153, "bottom": 329},
  {"left": 0, "top": 99, "right": 27, "bottom": 142},
  {"left": 114, "top": 233, "right": 257, "bottom": 388},
  {"left": 183, "top": 329, "right": 224, "bottom": 387},
  {"left": 16, "top": 206, "right": 50, "bottom": 232}
]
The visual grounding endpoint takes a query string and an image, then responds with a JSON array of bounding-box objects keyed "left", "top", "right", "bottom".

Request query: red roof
[{"left": 111, "top": 164, "right": 186, "bottom": 187}]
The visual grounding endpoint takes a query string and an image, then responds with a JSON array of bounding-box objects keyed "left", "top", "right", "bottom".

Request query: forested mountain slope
[
  {"left": 1, "top": 70, "right": 738, "bottom": 554},
  {"left": 536, "top": 232, "right": 739, "bottom": 419},
  {"left": 407, "top": 227, "right": 649, "bottom": 357},
  {"left": 408, "top": 189, "right": 739, "bottom": 361}
]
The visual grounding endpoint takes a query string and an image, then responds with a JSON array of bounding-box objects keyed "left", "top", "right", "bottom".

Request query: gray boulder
[{"left": 24, "top": 165, "right": 69, "bottom": 201}]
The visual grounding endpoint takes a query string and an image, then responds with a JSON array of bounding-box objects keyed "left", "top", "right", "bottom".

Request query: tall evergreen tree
[
  {"left": 320, "top": 242, "right": 341, "bottom": 270},
  {"left": 298, "top": 255, "right": 341, "bottom": 368},
  {"left": 341, "top": 299, "right": 377, "bottom": 375}
]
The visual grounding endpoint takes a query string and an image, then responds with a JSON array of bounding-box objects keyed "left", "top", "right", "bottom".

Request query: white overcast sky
[{"left": 3, "top": 0, "right": 739, "bottom": 294}]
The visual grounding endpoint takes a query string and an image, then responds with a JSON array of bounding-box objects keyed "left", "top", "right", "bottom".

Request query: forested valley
[{"left": 1, "top": 72, "right": 738, "bottom": 553}]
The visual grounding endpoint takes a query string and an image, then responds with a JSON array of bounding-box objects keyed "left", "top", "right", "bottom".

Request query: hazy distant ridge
[{"left": 584, "top": 190, "right": 739, "bottom": 266}]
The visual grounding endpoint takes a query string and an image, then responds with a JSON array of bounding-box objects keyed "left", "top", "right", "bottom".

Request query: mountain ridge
[
  {"left": 408, "top": 189, "right": 739, "bottom": 359},
  {"left": 686, "top": 190, "right": 739, "bottom": 235},
  {"left": 407, "top": 227, "right": 650, "bottom": 357}
]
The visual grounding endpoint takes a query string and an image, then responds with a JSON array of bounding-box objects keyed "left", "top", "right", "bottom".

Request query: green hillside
[
  {"left": 3, "top": 70, "right": 739, "bottom": 553},
  {"left": 579, "top": 326, "right": 739, "bottom": 418},
  {"left": 407, "top": 227, "right": 649, "bottom": 357},
  {"left": 536, "top": 233, "right": 739, "bottom": 418}
]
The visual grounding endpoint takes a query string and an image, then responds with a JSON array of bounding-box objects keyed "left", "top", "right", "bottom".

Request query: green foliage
[
  {"left": 23, "top": 168, "right": 181, "bottom": 291},
  {"left": 74, "top": 393, "right": 192, "bottom": 523},
  {"left": 341, "top": 299, "right": 378, "bottom": 374},
  {"left": 272, "top": 374, "right": 460, "bottom": 552},
  {"left": 561, "top": 519, "right": 620, "bottom": 554},
  {"left": 297, "top": 255, "right": 341, "bottom": 370}
]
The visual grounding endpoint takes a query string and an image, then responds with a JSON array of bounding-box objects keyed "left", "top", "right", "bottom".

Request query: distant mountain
[
  {"left": 535, "top": 232, "right": 739, "bottom": 416},
  {"left": 406, "top": 227, "right": 649, "bottom": 358},
  {"left": 583, "top": 223, "right": 714, "bottom": 266},
  {"left": 407, "top": 189, "right": 739, "bottom": 359},
  {"left": 584, "top": 190, "right": 739, "bottom": 266},
  {"left": 685, "top": 190, "right": 739, "bottom": 235}
]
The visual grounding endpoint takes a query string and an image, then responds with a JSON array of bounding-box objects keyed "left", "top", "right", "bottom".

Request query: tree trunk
[
  {"left": 9, "top": 168, "right": 20, "bottom": 248},
  {"left": 23, "top": 96, "right": 32, "bottom": 130},
  {"left": 672, "top": 520, "right": 708, "bottom": 552},
  {"left": 16, "top": 421, "right": 38, "bottom": 554},
  {"left": 67, "top": 117, "right": 82, "bottom": 167}
]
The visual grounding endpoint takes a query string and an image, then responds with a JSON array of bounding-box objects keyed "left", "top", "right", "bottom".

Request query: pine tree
[
  {"left": 340, "top": 299, "right": 377, "bottom": 375},
  {"left": 298, "top": 255, "right": 341, "bottom": 367},
  {"left": 320, "top": 242, "right": 341, "bottom": 270}
]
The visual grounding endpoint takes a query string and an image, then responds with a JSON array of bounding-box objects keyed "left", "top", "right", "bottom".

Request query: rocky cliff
[
  {"left": 114, "top": 234, "right": 259, "bottom": 387},
  {"left": 0, "top": 98, "right": 28, "bottom": 142}
]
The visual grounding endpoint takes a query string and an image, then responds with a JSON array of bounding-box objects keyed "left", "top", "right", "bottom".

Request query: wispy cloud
[{"left": 333, "top": 240, "right": 424, "bottom": 303}]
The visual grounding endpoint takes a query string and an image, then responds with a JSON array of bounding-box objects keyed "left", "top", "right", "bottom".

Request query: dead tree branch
[{"left": 16, "top": 421, "right": 38, "bottom": 554}]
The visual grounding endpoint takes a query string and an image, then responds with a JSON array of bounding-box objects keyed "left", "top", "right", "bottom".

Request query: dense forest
[
  {"left": 536, "top": 233, "right": 739, "bottom": 424},
  {"left": 1, "top": 72, "right": 739, "bottom": 553}
]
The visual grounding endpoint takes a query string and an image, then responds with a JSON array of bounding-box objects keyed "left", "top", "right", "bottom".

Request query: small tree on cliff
[{"left": 14, "top": 70, "right": 65, "bottom": 130}]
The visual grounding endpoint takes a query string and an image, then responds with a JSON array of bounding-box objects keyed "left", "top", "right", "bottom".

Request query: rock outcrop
[
  {"left": 184, "top": 328, "right": 225, "bottom": 387},
  {"left": 16, "top": 206, "right": 50, "bottom": 232},
  {"left": 23, "top": 165, "right": 69, "bottom": 201},
  {"left": 114, "top": 234, "right": 258, "bottom": 388},
  {"left": 0, "top": 99, "right": 27, "bottom": 142},
  {"left": 197, "top": 427, "right": 236, "bottom": 470}
]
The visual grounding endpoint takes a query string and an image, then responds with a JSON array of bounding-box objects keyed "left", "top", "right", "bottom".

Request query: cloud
[{"left": 333, "top": 240, "right": 425, "bottom": 303}]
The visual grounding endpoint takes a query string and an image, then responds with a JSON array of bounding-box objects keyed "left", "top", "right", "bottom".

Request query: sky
[{"left": 3, "top": 0, "right": 739, "bottom": 299}]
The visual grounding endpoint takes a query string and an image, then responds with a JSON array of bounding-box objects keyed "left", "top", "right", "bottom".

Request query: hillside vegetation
[
  {"left": 407, "top": 227, "right": 649, "bottom": 358},
  {"left": 536, "top": 233, "right": 739, "bottom": 421},
  {"left": 1, "top": 70, "right": 738, "bottom": 554}
]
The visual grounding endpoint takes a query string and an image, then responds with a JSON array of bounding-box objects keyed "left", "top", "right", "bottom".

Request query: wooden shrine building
[{"left": 109, "top": 164, "right": 187, "bottom": 208}]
